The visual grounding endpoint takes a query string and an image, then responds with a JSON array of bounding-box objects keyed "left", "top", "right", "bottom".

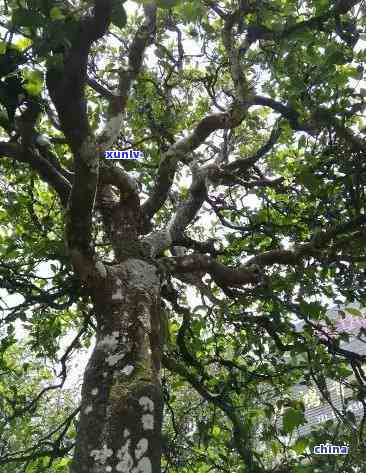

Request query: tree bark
[{"left": 71, "top": 260, "right": 162, "bottom": 473}]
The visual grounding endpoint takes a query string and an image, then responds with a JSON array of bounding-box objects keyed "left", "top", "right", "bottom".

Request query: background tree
[{"left": 0, "top": 0, "right": 366, "bottom": 472}]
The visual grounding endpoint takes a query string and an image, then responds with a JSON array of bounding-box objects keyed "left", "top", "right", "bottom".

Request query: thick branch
[
  {"left": 160, "top": 253, "right": 261, "bottom": 289},
  {"left": 47, "top": 0, "right": 114, "bottom": 151},
  {"left": 46, "top": 1, "right": 114, "bottom": 279},
  {"left": 98, "top": 163, "right": 139, "bottom": 200},
  {"left": 167, "top": 164, "right": 207, "bottom": 241},
  {"left": 173, "top": 235, "right": 219, "bottom": 256},
  {"left": 98, "top": 3, "right": 156, "bottom": 150},
  {"left": 142, "top": 109, "right": 245, "bottom": 226},
  {"left": 252, "top": 96, "right": 308, "bottom": 131}
]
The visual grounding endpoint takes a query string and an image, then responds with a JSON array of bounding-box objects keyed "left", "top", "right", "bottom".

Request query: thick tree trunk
[{"left": 71, "top": 259, "right": 162, "bottom": 473}]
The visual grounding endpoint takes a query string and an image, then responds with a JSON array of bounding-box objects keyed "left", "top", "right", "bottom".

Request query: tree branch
[
  {"left": 167, "top": 164, "right": 208, "bottom": 242},
  {"left": 252, "top": 95, "right": 366, "bottom": 152},
  {"left": 160, "top": 253, "right": 261, "bottom": 290},
  {"left": 0, "top": 141, "right": 71, "bottom": 206},
  {"left": 47, "top": 0, "right": 114, "bottom": 151},
  {"left": 141, "top": 108, "right": 246, "bottom": 228},
  {"left": 98, "top": 163, "right": 139, "bottom": 200},
  {"left": 87, "top": 76, "right": 115, "bottom": 101},
  {"left": 162, "top": 354, "right": 262, "bottom": 469},
  {"left": 98, "top": 3, "right": 156, "bottom": 150},
  {"left": 225, "top": 120, "right": 282, "bottom": 172},
  {"left": 247, "top": 215, "right": 366, "bottom": 266},
  {"left": 243, "top": 2, "right": 361, "bottom": 45},
  {"left": 46, "top": 0, "right": 114, "bottom": 280}
]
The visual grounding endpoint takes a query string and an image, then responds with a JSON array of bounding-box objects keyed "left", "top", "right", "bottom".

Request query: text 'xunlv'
[{"left": 105, "top": 150, "right": 144, "bottom": 160}]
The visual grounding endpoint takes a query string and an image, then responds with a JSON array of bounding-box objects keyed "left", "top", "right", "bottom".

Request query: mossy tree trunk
[{"left": 71, "top": 260, "right": 162, "bottom": 473}]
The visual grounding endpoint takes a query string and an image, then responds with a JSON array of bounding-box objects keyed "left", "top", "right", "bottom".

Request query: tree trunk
[{"left": 71, "top": 259, "right": 162, "bottom": 473}]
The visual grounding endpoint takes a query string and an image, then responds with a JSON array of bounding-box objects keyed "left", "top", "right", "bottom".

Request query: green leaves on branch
[
  {"left": 22, "top": 69, "right": 44, "bottom": 96},
  {"left": 282, "top": 407, "right": 307, "bottom": 433},
  {"left": 0, "top": 42, "right": 7, "bottom": 55},
  {"left": 49, "top": 6, "right": 65, "bottom": 21},
  {"left": 292, "top": 437, "right": 309, "bottom": 454},
  {"left": 299, "top": 301, "right": 324, "bottom": 320},
  {"left": 155, "top": 0, "right": 180, "bottom": 9}
]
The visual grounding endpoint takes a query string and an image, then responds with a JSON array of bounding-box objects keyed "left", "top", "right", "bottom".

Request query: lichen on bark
[{"left": 71, "top": 259, "right": 162, "bottom": 473}]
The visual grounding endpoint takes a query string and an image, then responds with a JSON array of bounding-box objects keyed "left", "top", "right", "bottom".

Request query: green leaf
[
  {"left": 347, "top": 66, "right": 363, "bottom": 80},
  {"left": 337, "top": 364, "right": 353, "bottom": 377},
  {"left": 299, "top": 301, "right": 323, "bottom": 319},
  {"left": 327, "top": 50, "right": 347, "bottom": 65},
  {"left": 270, "top": 440, "right": 281, "bottom": 455},
  {"left": 297, "top": 172, "right": 322, "bottom": 191},
  {"left": 314, "top": 0, "right": 330, "bottom": 13},
  {"left": 156, "top": 0, "right": 180, "bottom": 8},
  {"left": 22, "top": 69, "right": 44, "bottom": 96},
  {"left": 50, "top": 7, "right": 65, "bottom": 21},
  {"left": 212, "top": 425, "right": 221, "bottom": 437},
  {"left": 293, "top": 466, "right": 313, "bottom": 473},
  {"left": 292, "top": 437, "right": 309, "bottom": 454},
  {"left": 180, "top": 2, "right": 204, "bottom": 21},
  {"left": 15, "top": 37, "right": 33, "bottom": 51},
  {"left": 12, "top": 8, "right": 45, "bottom": 28},
  {"left": 282, "top": 408, "right": 306, "bottom": 433}
]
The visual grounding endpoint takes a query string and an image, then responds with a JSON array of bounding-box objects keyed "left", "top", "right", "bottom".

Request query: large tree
[{"left": 1, "top": 0, "right": 366, "bottom": 472}]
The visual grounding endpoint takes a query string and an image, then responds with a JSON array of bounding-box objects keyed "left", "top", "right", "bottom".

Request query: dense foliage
[{"left": 0, "top": 0, "right": 366, "bottom": 472}]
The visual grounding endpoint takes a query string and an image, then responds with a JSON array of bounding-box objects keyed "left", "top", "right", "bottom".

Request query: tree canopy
[{"left": 0, "top": 0, "right": 366, "bottom": 472}]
